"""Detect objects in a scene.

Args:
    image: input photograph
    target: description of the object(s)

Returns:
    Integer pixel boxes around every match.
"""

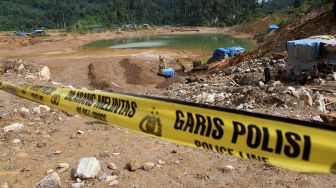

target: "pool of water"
[83,33,256,56]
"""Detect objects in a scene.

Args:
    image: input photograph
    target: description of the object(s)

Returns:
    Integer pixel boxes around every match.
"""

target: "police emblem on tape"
[139,107,162,137]
[331,162,336,174]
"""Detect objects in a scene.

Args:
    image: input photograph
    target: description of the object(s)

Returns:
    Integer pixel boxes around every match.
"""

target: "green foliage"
[0,0,261,31]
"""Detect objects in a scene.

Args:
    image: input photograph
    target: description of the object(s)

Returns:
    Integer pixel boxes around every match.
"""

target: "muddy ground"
[0,27,335,187]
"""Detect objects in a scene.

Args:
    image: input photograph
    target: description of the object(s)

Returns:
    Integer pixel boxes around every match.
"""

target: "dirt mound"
[156,76,185,89]
[119,58,158,85]
[88,63,112,90]
[211,10,336,72]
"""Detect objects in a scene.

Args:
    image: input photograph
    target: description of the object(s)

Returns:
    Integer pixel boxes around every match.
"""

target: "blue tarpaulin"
[268,24,279,30]
[212,46,245,60]
[162,68,176,78]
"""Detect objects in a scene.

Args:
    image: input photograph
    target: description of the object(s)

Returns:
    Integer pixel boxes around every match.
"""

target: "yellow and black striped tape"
[1,81,335,174]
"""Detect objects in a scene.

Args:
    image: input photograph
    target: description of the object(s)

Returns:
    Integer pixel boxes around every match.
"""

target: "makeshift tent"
[286,37,336,75]
[212,46,245,60]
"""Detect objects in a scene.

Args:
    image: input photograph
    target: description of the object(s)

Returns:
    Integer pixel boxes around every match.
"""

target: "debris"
[205,94,215,103]
[157,160,165,165]
[75,157,101,179]
[108,163,117,170]
[287,87,299,98]
[37,142,47,148]
[125,160,142,171]
[34,172,61,188]
[56,163,70,173]
[77,130,84,134]
[46,169,54,174]
[142,162,155,171]
[3,123,24,133]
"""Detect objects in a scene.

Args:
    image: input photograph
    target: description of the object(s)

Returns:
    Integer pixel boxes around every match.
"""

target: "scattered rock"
[75,157,101,179]
[37,142,47,148]
[3,123,24,133]
[77,130,84,134]
[313,92,326,113]
[125,160,142,171]
[12,139,21,144]
[108,163,117,170]
[332,72,336,81]
[56,163,70,173]
[105,175,117,183]
[71,182,84,188]
[39,66,51,81]
[34,172,61,188]
[157,160,165,165]
[20,107,30,117]
[312,116,324,122]
[287,87,299,98]
[46,169,54,174]
[54,150,62,155]
[205,94,215,103]
[298,88,313,106]
[142,162,155,171]
[225,165,234,170]
[109,180,118,187]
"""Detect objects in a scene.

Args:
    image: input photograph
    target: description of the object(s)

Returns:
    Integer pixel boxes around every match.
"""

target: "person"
[264,62,271,84]
[310,65,319,79]
[158,55,166,74]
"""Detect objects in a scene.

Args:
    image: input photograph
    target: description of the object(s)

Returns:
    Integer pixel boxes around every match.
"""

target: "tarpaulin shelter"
[285,36,336,75]
[268,24,279,31]
[212,46,245,60]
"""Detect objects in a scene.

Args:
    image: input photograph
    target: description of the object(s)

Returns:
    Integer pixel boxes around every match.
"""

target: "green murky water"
[83,33,256,56]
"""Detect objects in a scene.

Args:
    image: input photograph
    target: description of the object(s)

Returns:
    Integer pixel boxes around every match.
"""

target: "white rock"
[33,107,41,114]
[3,123,24,133]
[313,116,323,122]
[13,139,21,144]
[75,157,101,179]
[71,182,84,188]
[39,66,51,81]
[39,105,51,111]
[332,72,336,81]
[109,180,118,187]
[20,107,30,116]
[34,172,61,188]
[225,165,234,170]
[298,88,313,106]
[143,162,155,171]
[108,163,117,170]
[157,160,165,165]
[77,130,84,134]
[258,81,264,87]
[46,169,54,174]
[57,163,70,173]
[18,64,25,71]
[313,92,326,113]
[205,94,215,103]
[106,175,117,183]
[287,87,299,98]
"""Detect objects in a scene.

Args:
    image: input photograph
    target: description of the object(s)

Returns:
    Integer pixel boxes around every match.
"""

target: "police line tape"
[0,81,335,174]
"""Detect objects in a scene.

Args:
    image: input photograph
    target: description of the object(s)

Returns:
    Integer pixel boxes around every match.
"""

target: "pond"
[83,33,256,57]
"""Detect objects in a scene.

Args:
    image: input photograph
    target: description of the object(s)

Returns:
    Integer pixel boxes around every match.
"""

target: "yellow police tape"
[0,81,335,174]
